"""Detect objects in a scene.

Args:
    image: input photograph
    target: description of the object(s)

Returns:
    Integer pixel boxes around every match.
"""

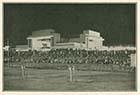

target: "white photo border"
[0,0,139,95]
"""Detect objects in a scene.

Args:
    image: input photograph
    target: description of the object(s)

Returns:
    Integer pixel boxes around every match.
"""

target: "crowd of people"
[4,48,136,68]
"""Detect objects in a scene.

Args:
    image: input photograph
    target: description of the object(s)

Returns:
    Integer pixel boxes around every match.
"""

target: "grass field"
[4,64,136,91]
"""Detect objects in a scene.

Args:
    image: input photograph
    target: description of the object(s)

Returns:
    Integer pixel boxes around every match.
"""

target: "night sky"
[4,3,136,46]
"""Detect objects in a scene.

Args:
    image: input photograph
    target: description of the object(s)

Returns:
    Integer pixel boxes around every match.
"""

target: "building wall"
[27,29,104,50]
[53,42,81,49]
[32,38,44,49]
[32,29,55,37]
[86,36,103,49]
[83,30,100,37]
[27,32,61,50]
[81,30,104,49]
[53,33,61,45]
[27,36,53,49]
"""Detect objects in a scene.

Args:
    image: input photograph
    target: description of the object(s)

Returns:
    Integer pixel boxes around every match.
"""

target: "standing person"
[68,66,72,82]
[20,57,26,79]
[21,63,25,79]
[72,65,76,82]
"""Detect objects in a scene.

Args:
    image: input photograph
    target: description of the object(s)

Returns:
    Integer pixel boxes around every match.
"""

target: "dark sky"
[4,3,136,46]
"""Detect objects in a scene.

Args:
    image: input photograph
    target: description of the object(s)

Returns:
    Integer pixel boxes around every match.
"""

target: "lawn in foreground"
[4,66,136,91]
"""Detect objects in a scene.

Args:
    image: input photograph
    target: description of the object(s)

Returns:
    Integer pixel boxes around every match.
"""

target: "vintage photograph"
[3,3,136,91]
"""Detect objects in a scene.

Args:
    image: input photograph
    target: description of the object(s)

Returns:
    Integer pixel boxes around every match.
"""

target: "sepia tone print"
[3,3,136,91]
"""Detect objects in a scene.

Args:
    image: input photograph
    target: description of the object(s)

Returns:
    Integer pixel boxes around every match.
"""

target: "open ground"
[4,63,136,91]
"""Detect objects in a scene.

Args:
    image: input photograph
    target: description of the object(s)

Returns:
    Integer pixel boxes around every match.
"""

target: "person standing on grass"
[68,66,73,82]
[68,65,75,82]
[20,57,26,79]
[72,65,75,82]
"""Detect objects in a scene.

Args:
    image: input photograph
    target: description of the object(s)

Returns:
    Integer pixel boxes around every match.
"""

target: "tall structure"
[80,30,104,49]
[26,29,104,50]
[27,29,60,50]
[15,29,136,51]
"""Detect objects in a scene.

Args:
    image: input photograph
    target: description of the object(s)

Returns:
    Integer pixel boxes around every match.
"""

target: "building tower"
[80,30,104,49]
[27,29,60,50]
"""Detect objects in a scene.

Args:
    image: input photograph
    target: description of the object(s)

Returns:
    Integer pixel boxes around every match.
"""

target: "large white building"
[27,29,60,50]
[12,29,136,51]
[80,30,104,49]
[26,29,104,50]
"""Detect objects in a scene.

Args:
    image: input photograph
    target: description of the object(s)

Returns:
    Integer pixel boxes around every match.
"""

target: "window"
[89,39,93,41]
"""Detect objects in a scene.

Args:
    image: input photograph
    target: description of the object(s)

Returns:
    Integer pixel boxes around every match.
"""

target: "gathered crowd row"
[4,49,136,67]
